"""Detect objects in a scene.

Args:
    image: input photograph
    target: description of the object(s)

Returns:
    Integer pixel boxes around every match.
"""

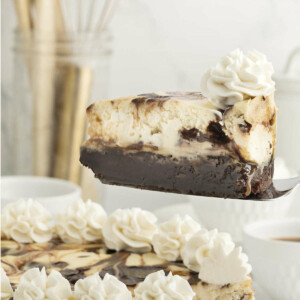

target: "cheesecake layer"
[1,239,254,300]
[81,92,276,198]
[85,92,276,165]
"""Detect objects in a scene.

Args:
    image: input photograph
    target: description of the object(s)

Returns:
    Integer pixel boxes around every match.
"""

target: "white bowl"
[1,176,81,215]
[243,218,300,300]
[153,202,200,223]
[189,187,298,243]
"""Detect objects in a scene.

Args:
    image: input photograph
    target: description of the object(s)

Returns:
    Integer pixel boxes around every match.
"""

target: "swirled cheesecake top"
[85,90,276,165]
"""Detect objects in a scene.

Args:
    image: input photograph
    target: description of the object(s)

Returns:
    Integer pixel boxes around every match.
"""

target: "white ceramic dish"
[244,218,300,300]
[189,185,298,243]
[274,47,300,173]
[1,176,81,215]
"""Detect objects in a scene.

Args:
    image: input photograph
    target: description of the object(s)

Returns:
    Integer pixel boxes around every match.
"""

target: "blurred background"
[1,0,300,213]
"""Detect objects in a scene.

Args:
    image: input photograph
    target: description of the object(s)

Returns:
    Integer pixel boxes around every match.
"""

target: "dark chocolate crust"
[80,145,274,199]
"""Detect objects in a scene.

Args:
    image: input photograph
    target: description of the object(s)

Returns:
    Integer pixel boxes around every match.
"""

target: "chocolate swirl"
[1,239,199,288]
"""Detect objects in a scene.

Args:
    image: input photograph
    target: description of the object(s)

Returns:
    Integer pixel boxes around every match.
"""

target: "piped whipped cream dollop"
[181,229,235,272]
[152,215,201,261]
[56,199,107,244]
[181,229,252,285]
[1,267,14,300]
[73,273,132,300]
[1,199,53,243]
[199,245,252,285]
[14,267,72,300]
[103,208,157,253]
[134,270,195,300]
[201,49,275,109]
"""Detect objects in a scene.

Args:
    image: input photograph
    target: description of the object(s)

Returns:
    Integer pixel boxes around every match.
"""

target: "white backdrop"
[109,0,300,97]
[2,0,300,95]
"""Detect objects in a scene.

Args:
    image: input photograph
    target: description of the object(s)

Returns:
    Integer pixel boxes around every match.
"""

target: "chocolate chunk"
[181,124,230,145]
[86,103,94,113]
[180,128,207,142]
[126,141,144,150]
[60,268,88,284]
[207,121,230,144]
[239,121,252,133]
[52,261,68,268]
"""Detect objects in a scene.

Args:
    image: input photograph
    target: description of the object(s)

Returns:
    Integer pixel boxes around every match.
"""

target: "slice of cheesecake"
[80,91,276,199]
[1,239,255,299]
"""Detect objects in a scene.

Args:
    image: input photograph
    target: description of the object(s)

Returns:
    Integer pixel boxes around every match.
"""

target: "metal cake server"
[273,176,300,192]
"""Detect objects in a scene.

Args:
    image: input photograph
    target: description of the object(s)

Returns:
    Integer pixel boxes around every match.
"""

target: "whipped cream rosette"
[102,208,157,252]
[181,228,251,285]
[134,270,195,300]
[74,273,132,300]
[201,48,275,109]
[56,199,107,244]
[152,214,201,261]
[181,228,235,272]
[1,267,14,300]
[1,199,53,243]
[199,245,252,285]
[14,267,72,300]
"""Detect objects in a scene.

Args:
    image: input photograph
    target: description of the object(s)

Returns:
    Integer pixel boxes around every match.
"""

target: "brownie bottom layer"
[80,146,274,199]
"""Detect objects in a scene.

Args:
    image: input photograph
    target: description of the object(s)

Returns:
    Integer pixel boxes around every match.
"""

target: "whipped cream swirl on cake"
[134,270,195,300]
[152,215,201,261]
[199,245,252,285]
[14,268,72,300]
[74,273,132,300]
[103,208,157,253]
[201,49,275,109]
[1,268,13,300]
[181,229,235,272]
[56,199,107,244]
[1,199,53,243]
[181,229,251,285]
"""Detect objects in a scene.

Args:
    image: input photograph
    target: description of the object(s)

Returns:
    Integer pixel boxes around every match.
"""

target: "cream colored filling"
[86,93,276,165]
[193,279,254,300]
[224,94,276,165]
[88,97,219,147]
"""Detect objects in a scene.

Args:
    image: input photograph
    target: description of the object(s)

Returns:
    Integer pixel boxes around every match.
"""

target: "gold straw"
[54,66,77,179]
[14,0,32,31]
[32,0,56,176]
[68,67,92,183]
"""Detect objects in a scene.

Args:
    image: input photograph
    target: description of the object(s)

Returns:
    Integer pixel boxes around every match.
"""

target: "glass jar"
[9,30,112,197]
